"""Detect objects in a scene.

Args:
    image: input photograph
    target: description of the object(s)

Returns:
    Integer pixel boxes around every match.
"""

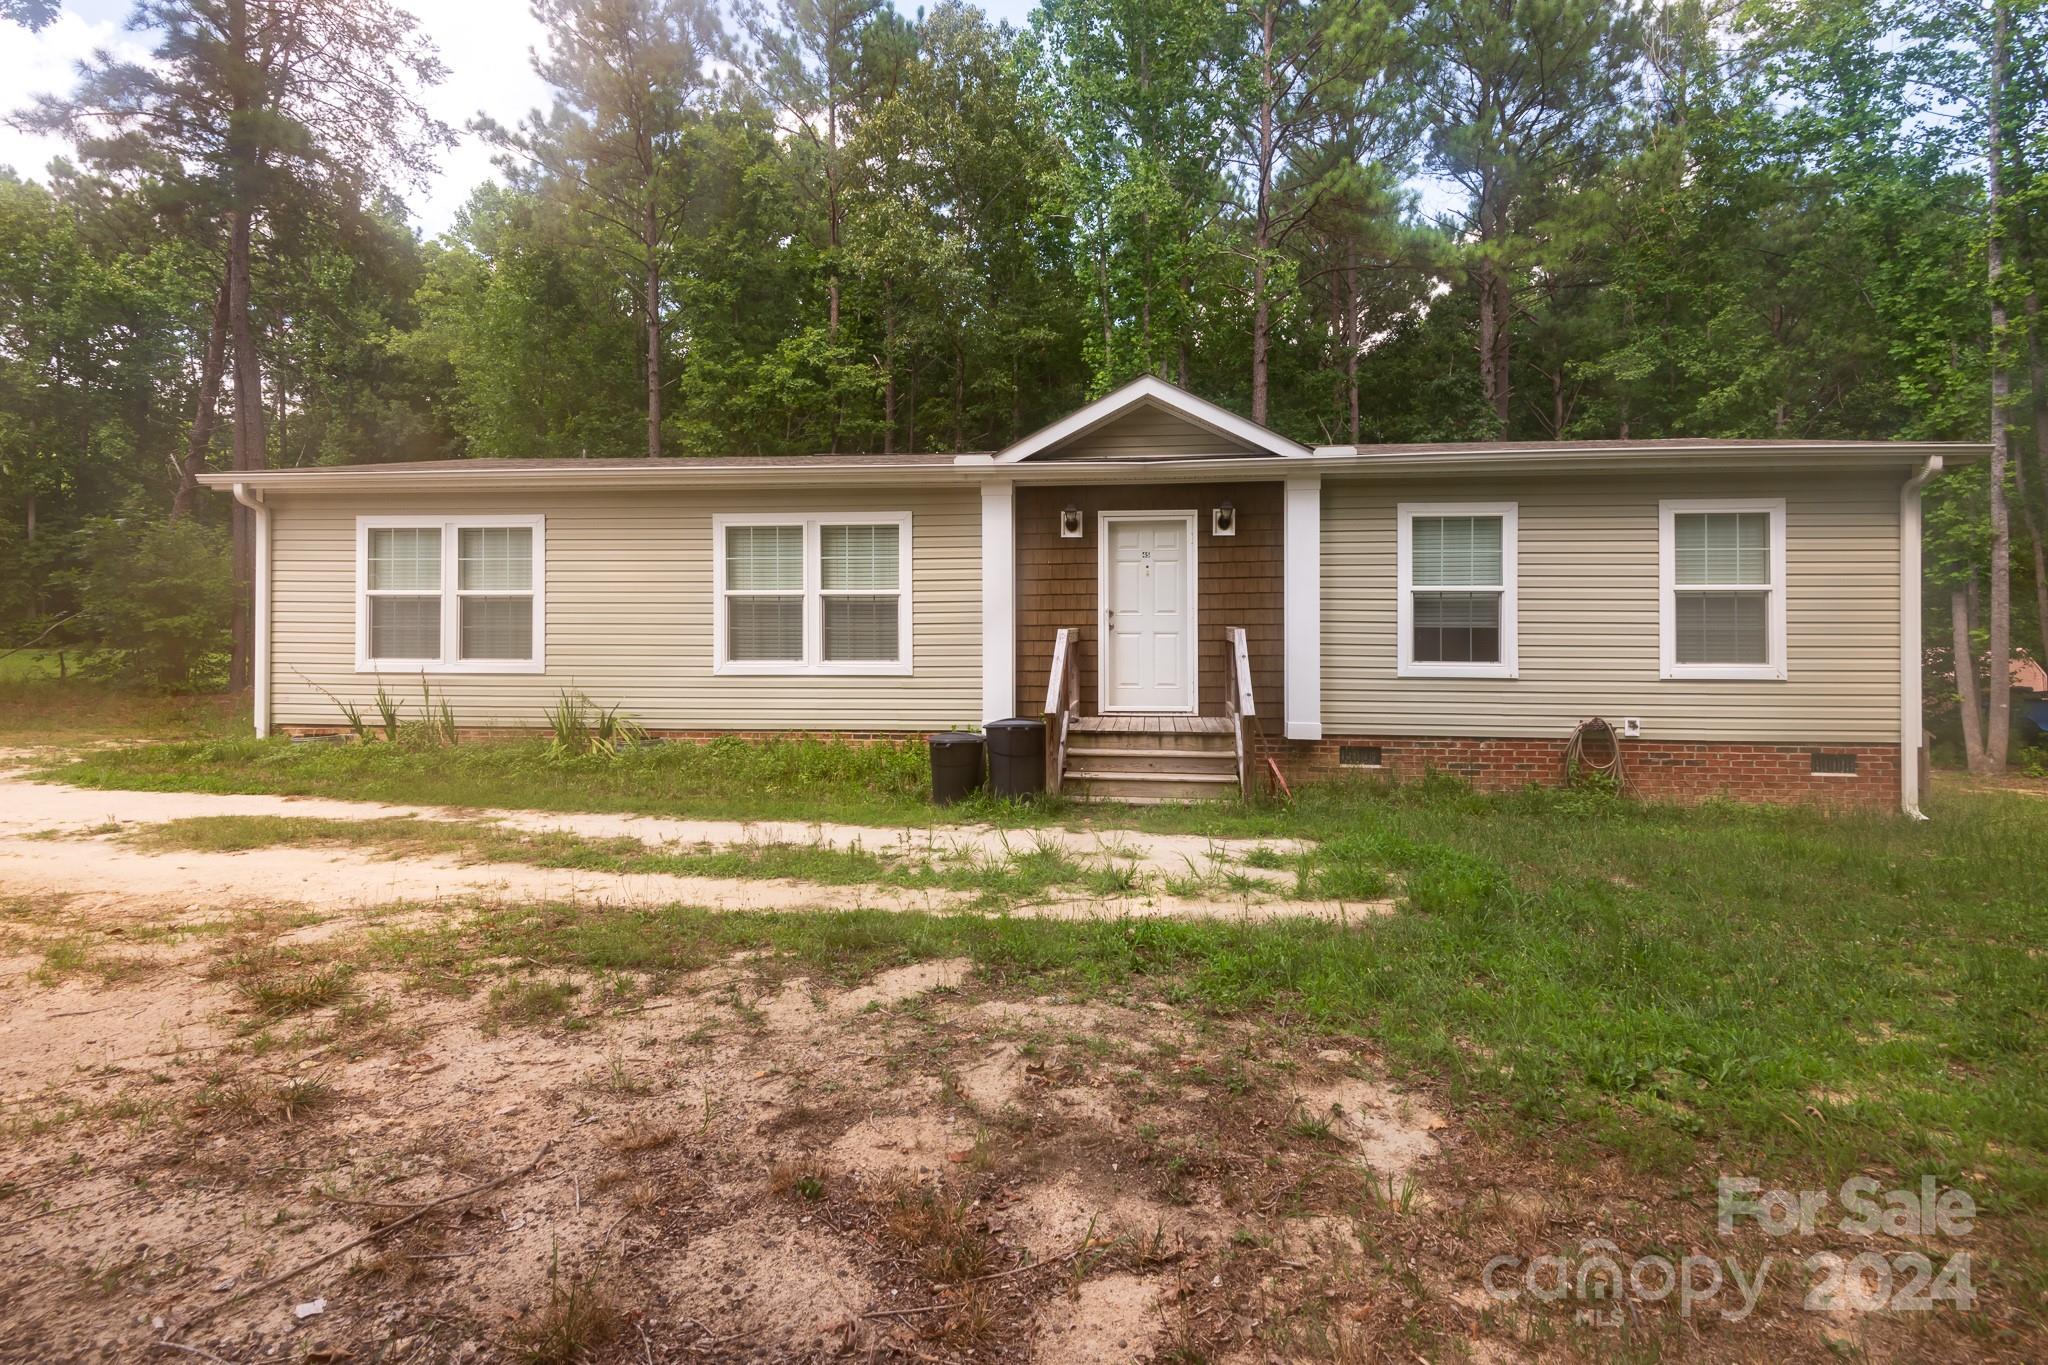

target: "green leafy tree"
[1037,0,1247,390]
[402,185,644,458]
[847,1,1083,451]
[73,516,235,691]
[22,0,451,684]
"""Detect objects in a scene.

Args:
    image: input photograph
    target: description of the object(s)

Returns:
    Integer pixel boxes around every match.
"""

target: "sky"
[1,0,1042,237]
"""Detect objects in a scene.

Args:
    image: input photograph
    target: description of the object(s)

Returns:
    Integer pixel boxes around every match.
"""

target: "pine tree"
[486,0,722,459]
[24,0,449,684]
[1418,0,1640,433]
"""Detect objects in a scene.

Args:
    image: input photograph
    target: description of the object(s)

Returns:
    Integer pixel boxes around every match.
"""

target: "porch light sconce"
[1212,501,1237,537]
[1059,505,1084,538]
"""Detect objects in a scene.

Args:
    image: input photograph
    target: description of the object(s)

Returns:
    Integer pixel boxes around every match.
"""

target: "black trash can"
[985,717,1048,797]
[928,731,986,805]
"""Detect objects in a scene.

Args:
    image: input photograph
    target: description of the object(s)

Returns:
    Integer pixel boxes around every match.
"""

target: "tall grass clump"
[544,690,646,759]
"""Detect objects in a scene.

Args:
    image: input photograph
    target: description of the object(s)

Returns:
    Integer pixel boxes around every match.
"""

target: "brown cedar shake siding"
[1014,482,1285,721]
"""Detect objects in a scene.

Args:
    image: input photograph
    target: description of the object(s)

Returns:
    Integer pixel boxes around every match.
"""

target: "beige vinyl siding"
[1043,404,1261,460]
[269,485,981,732]
[1322,471,1902,742]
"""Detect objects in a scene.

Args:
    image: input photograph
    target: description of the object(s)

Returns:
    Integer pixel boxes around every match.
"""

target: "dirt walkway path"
[0,773,1366,924]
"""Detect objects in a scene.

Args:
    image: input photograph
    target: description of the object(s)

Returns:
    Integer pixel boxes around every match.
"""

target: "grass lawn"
[0,648,64,682]
[36,727,2048,1240]
[0,677,246,745]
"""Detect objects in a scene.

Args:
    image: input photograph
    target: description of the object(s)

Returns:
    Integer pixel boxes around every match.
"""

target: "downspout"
[230,483,270,739]
[1899,456,1942,819]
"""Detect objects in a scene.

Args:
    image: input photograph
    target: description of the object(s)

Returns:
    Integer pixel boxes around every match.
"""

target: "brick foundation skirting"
[281,724,1900,809]
[1269,735,1901,809]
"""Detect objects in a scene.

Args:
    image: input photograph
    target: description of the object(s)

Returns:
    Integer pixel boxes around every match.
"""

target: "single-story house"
[200,377,1981,812]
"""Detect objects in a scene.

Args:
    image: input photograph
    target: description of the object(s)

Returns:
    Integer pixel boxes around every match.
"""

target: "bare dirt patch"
[664,1219,868,1352]
[1289,1075,1448,1180]
[829,958,969,1013]
[1032,1272,1165,1364]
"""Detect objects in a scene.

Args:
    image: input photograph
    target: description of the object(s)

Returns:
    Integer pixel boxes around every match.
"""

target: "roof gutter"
[197,442,1985,496]
[230,483,270,739]
[1898,455,1943,819]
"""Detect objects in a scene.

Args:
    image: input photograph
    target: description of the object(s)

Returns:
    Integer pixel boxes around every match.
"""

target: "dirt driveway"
[0,770,1967,1363]
[0,774,1361,924]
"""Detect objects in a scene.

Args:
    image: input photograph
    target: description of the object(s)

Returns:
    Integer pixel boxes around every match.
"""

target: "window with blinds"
[1671,512,1768,664]
[821,524,900,662]
[357,518,542,671]
[457,526,535,661]
[716,515,909,672]
[725,525,805,662]
[1398,505,1517,677]
[366,527,442,661]
[1410,515,1503,664]
[1660,501,1784,679]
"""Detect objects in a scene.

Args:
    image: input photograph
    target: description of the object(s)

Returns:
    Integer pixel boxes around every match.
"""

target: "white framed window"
[1659,499,1787,680]
[1397,502,1518,678]
[355,515,544,673]
[712,512,911,675]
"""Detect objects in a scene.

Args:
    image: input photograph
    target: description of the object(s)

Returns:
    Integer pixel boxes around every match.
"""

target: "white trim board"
[981,482,1017,723]
[1096,510,1201,715]
[1282,475,1322,739]
[1898,458,1942,815]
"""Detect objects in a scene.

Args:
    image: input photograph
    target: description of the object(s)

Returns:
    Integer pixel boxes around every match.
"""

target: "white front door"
[1102,515,1196,713]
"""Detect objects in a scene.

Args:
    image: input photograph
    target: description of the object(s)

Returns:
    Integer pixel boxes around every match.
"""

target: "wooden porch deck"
[1070,715,1234,735]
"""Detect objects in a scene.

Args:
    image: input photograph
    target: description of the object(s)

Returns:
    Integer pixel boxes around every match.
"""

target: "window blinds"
[1411,515,1503,587]
[1410,515,1505,664]
[725,524,806,661]
[1672,512,1770,664]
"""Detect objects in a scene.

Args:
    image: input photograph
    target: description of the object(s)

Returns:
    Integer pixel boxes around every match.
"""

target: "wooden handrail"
[1224,627,1253,799]
[1043,628,1080,794]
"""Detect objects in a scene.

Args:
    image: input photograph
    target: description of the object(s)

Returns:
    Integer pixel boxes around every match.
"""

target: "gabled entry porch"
[1017,476,1282,800]
[971,374,1327,801]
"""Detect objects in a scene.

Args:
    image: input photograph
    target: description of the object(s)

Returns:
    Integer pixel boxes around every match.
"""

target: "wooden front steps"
[1060,715,1240,803]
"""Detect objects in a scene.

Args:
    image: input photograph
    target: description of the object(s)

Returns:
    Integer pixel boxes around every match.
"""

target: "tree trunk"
[1475,249,1511,432]
[2024,288,2048,670]
[1250,2,1275,425]
[951,340,965,452]
[826,90,840,339]
[227,207,267,695]
[1097,241,1112,360]
[171,275,231,519]
[1982,0,2011,770]
[644,209,662,459]
[882,287,896,455]
[1954,585,1986,770]
[1344,248,1360,443]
